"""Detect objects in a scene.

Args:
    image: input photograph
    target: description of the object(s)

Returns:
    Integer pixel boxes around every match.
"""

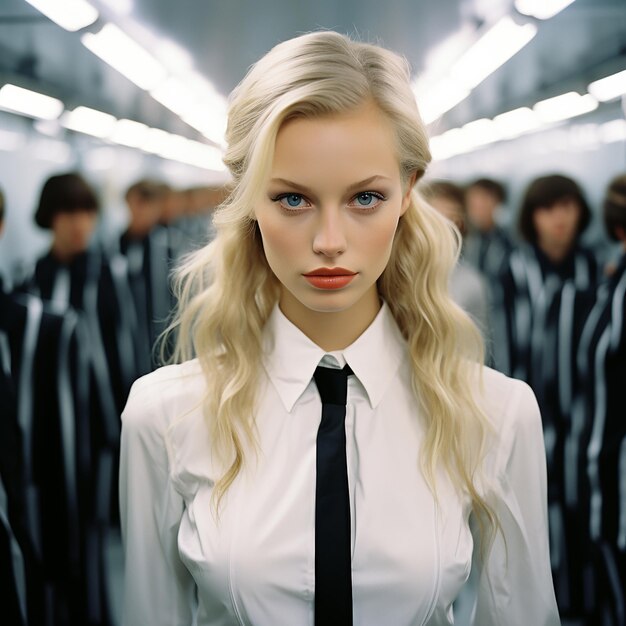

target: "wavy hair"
[164,30,498,546]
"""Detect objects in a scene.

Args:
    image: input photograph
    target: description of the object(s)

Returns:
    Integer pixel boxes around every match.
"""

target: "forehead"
[271,102,401,187]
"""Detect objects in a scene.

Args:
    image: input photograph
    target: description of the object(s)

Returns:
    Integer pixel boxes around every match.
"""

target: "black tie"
[313,364,353,626]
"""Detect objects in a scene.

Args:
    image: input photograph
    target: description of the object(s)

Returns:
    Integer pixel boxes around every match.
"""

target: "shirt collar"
[262,300,407,412]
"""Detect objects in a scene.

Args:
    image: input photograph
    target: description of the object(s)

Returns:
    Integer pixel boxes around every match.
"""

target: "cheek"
[257,217,304,267]
[365,214,400,252]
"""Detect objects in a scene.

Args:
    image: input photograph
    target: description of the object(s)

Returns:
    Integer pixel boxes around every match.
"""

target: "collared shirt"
[119,302,560,626]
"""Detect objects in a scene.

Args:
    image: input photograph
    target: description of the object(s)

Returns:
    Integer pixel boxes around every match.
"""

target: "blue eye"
[349,191,386,211]
[356,193,375,206]
[271,193,309,211]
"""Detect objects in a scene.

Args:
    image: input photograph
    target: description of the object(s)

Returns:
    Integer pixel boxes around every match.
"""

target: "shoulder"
[478,367,542,468]
[122,359,205,435]
[479,366,539,426]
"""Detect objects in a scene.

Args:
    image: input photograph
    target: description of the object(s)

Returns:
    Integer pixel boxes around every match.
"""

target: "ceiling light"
[24,0,98,31]
[0,84,64,120]
[450,16,537,89]
[534,92,598,123]
[179,108,228,146]
[429,128,473,161]
[515,0,575,20]
[61,106,117,138]
[414,78,470,125]
[588,69,626,102]
[150,78,194,116]
[600,119,626,143]
[99,0,133,15]
[493,107,542,138]
[81,23,167,90]
[109,118,149,147]
[461,118,500,148]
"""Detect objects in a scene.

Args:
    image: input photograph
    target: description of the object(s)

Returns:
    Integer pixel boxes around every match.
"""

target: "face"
[466,187,498,231]
[532,197,581,251]
[254,101,413,324]
[429,196,466,236]
[51,210,98,256]
[128,195,162,236]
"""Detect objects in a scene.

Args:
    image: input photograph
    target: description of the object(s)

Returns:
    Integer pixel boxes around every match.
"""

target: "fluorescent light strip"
[0,84,64,120]
[588,69,626,102]
[24,0,98,32]
[81,23,167,90]
[534,92,598,123]
[109,119,149,148]
[415,78,470,125]
[61,106,117,138]
[493,107,542,139]
[58,103,225,171]
[515,0,576,20]
[430,88,606,161]
[451,17,537,89]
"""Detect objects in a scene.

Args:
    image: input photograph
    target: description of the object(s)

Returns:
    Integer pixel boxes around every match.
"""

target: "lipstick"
[302,267,357,290]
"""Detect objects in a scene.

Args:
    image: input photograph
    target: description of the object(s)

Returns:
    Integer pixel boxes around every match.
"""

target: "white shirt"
[119,302,560,626]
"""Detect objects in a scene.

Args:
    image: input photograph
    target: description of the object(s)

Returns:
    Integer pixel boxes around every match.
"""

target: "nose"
[312,206,347,257]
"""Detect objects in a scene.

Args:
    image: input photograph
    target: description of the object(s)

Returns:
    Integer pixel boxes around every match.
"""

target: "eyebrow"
[269,175,391,194]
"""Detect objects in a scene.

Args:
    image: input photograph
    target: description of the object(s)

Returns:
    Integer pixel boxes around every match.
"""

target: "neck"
[125,223,148,239]
[279,288,381,351]
[51,242,77,264]
[538,239,571,264]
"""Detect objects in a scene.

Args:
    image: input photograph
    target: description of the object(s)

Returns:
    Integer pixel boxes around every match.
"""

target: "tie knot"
[313,364,353,405]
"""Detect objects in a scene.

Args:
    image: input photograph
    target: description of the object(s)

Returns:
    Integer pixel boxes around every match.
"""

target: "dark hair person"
[119,31,559,625]
[463,177,513,279]
[496,172,598,613]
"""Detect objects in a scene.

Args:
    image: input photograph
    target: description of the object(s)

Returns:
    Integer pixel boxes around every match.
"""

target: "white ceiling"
[0,0,624,139]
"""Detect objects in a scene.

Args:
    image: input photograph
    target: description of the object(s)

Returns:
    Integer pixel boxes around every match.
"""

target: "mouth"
[302,267,357,290]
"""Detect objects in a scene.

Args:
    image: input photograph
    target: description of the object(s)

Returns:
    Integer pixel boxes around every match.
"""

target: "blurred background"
[0,0,625,625]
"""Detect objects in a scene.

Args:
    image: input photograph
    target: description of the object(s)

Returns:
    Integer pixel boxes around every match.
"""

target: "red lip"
[303,267,357,276]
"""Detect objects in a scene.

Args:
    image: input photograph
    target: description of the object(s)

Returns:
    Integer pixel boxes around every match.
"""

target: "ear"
[400,171,419,216]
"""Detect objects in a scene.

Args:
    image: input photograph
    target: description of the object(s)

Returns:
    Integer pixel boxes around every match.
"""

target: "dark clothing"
[567,253,626,621]
[0,286,94,624]
[464,225,513,280]
[119,227,173,374]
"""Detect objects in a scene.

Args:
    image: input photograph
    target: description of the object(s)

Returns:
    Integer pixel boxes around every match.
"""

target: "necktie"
[313,364,354,626]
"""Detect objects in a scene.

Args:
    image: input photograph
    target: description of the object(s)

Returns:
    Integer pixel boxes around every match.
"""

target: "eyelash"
[270,191,388,214]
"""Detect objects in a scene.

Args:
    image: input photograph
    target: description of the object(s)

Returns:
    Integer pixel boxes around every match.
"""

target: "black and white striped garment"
[0,284,105,625]
[463,225,514,281]
[571,253,626,623]
[118,225,177,375]
[493,242,598,612]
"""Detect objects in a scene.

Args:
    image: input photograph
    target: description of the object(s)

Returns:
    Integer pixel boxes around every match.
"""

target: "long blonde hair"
[166,30,497,543]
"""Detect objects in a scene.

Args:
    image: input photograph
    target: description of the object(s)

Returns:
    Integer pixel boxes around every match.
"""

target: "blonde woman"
[119,32,560,626]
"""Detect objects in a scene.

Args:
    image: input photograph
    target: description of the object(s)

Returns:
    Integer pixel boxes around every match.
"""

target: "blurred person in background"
[16,172,137,622]
[464,178,513,280]
[1,187,108,625]
[18,172,136,417]
[178,185,230,251]
[567,173,626,624]
[420,179,491,343]
[119,179,170,375]
[496,173,598,615]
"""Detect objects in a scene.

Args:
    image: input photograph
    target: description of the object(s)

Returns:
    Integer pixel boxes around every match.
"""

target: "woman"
[120,32,559,625]
[495,174,597,616]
